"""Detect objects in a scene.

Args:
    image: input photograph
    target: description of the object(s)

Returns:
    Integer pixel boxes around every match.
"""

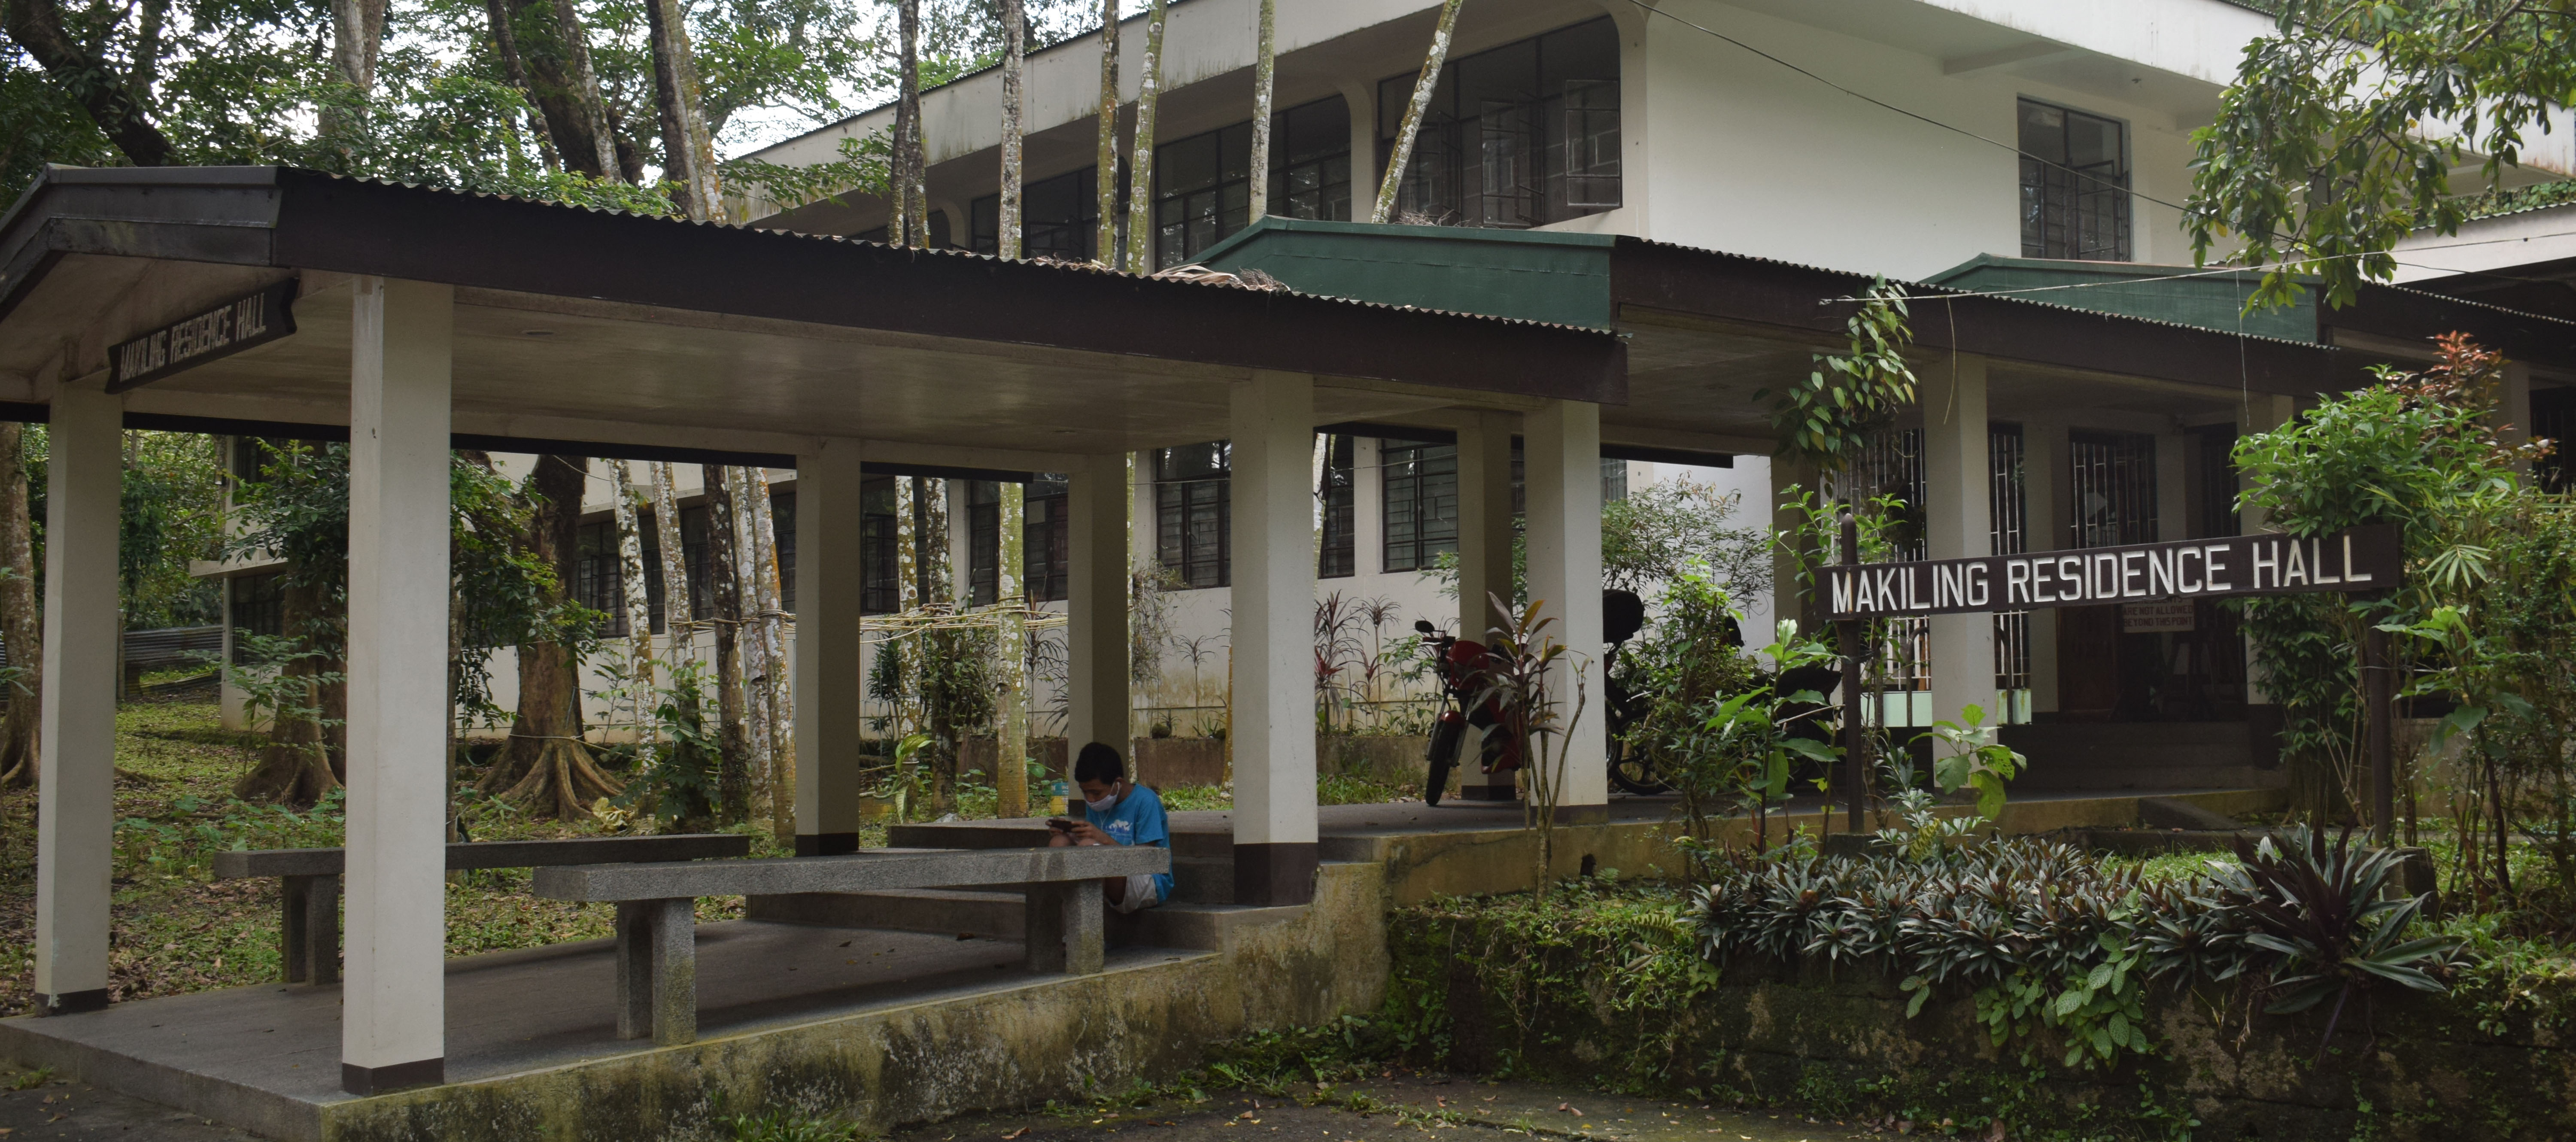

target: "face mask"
[1085,784,1120,813]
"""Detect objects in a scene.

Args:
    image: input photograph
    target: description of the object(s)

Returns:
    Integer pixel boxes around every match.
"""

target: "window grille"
[1989,425,2030,713]
[1378,18,1620,228]
[1155,443,1231,588]
[2193,425,2240,538]
[2017,99,2129,261]
[861,476,899,614]
[1318,435,1356,578]
[1131,96,1350,269]
[574,520,629,638]
[971,167,1101,261]
[1600,457,1628,503]
[1024,475,1069,603]
[2069,431,2158,548]
[1382,440,1460,572]
[228,571,284,664]
[967,480,1000,607]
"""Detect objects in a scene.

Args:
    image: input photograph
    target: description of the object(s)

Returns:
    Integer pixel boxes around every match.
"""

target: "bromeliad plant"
[1692,829,2462,1069]
[1472,592,1589,900]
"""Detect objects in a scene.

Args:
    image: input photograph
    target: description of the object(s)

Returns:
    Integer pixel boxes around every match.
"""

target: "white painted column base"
[341,277,454,1095]
[1230,372,1319,903]
[31,382,120,1014]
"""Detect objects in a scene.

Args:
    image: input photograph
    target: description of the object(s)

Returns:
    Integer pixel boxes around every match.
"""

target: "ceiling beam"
[1942,41,2082,77]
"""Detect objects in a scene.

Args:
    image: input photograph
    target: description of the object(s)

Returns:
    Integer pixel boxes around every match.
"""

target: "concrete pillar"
[1337,80,1378,221]
[1230,371,1319,905]
[1352,436,1385,577]
[2501,361,2534,459]
[1522,400,1607,821]
[30,382,120,1015]
[1922,356,1998,729]
[948,478,974,604]
[1454,411,1518,801]
[341,276,453,1095]
[1066,453,1130,753]
[793,439,864,856]
[2020,418,2066,715]
[2238,394,2298,707]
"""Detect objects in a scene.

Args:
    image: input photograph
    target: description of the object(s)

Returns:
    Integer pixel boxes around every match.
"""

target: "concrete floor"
[0,921,1201,1139]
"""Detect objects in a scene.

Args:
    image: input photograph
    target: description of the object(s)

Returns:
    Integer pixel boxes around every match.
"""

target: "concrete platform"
[0,920,1209,1142]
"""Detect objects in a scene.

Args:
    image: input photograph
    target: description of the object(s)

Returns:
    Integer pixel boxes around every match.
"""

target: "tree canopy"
[2189,0,2576,309]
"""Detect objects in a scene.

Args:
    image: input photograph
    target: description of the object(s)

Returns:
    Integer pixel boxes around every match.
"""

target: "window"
[856,210,953,248]
[2535,386,2574,493]
[1318,434,1355,578]
[861,477,899,614]
[574,520,631,637]
[2018,99,2129,261]
[1599,457,1628,503]
[966,481,1001,606]
[1154,97,1353,267]
[1378,18,1620,228]
[972,168,1102,261]
[228,572,284,663]
[1155,443,1230,588]
[2069,431,2157,547]
[1025,475,1069,602]
[1382,441,1459,572]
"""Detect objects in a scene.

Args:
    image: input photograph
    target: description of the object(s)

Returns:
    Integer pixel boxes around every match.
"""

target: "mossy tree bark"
[0,422,39,787]
[705,466,751,823]
[485,454,620,817]
[234,577,345,805]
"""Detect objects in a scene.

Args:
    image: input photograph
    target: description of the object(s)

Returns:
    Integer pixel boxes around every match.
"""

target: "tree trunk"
[1091,0,1121,265]
[484,0,558,168]
[1248,0,1275,222]
[1121,0,1165,272]
[650,462,695,670]
[643,0,722,221]
[501,0,615,177]
[997,0,1026,260]
[893,0,926,246]
[1373,0,1467,223]
[704,467,750,823]
[996,482,1028,818]
[321,0,389,143]
[746,468,793,840]
[612,461,656,759]
[1,0,173,164]
[234,578,343,805]
[724,466,771,822]
[0,422,36,788]
[485,455,620,817]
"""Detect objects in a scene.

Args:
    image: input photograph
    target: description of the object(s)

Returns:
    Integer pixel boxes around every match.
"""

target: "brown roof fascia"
[263,171,1624,404]
[2327,282,2576,371]
[1606,236,2340,396]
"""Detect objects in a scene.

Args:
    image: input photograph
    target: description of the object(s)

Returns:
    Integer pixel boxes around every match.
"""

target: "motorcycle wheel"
[1425,719,1464,806]
[1607,742,1670,796]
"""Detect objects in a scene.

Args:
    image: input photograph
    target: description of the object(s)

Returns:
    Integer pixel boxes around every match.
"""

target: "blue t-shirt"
[1088,783,1173,903]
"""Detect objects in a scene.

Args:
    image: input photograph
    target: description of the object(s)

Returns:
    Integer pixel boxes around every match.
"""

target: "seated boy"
[1047,741,1173,913]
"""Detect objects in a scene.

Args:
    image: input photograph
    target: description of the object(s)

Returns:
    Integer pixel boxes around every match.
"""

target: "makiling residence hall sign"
[108,279,298,394]
[1826,525,2403,620]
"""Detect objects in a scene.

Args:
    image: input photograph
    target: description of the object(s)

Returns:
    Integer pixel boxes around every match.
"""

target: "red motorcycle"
[1417,620,1519,806]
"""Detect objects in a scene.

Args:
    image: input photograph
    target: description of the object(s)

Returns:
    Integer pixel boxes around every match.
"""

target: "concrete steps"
[1999,721,2284,792]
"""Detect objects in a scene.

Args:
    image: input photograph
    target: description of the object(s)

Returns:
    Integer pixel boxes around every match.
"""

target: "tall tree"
[1121,0,1164,271]
[225,443,351,806]
[997,0,1026,259]
[1374,0,1465,224]
[612,461,656,741]
[704,465,750,821]
[644,0,722,219]
[724,466,772,818]
[1091,0,1120,264]
[2189,0,2576,308]
[0,422,38,787]
[482,0,559,168]
[549,0,622,179]
[1246,0,1274,223]
[0,0,171,164]
[650,462,695,670]
[321,0,390,144]
[483,454,621,817]
[745,467,793,839]
[892,0,925,245]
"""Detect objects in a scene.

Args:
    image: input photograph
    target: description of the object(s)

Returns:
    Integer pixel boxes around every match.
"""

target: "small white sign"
[2123,601,2196,633]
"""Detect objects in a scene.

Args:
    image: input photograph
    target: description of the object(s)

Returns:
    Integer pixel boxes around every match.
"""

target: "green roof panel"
[1195,217,1615,329]
[1921,255,2320,343]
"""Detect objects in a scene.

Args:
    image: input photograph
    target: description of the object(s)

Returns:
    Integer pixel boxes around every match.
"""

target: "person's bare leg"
[1047,832,1074,848]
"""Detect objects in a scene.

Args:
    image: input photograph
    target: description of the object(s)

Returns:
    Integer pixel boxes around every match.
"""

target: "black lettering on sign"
[1824,525,2402,619]
[108,279,299,394]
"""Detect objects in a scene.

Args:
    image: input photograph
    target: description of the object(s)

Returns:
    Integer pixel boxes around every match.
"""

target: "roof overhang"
[0,167,1626,463]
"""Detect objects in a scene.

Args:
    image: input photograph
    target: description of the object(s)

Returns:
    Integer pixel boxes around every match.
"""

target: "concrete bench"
[530,844,1169,1046]
[212,835,752,985]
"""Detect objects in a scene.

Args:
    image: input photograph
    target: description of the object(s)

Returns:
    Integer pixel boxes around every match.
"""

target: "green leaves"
[1922,703,2024,823]
[1762,278,1918,472]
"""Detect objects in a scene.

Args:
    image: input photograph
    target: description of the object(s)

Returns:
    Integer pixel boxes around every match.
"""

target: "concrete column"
[341,276,453,1095]
[1337,80,1378,221]
[30,381,120,1015]
[1922,356,1998,729]
[2238,394,2298,707]
[1230,371,1319,904]
[1454,411,1518,801]
[1066,453,1130,753]
[2020,418,2066,715]
[947,478,974,603]
[794,439,864,856]
[2501,361,2534,460]
[1522,400,1607,821]
[1352,436,1385,577]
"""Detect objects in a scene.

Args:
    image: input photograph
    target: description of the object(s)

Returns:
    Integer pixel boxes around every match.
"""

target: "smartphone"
[1046,817,1075,832]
